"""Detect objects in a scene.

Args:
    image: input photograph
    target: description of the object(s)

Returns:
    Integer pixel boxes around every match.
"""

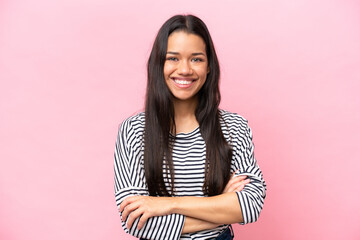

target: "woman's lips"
[171,77,196,88]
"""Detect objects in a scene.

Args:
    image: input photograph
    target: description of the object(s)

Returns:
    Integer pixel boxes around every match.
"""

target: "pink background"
[1,0,359,239]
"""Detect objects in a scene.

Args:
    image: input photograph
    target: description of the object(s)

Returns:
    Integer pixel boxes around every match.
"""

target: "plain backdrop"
[1,0,359,239]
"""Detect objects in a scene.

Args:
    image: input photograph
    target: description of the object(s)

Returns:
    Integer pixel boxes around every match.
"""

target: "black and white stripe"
[114,110,267,240]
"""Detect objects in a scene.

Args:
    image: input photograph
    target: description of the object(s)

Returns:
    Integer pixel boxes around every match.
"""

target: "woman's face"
[164,31,209,103]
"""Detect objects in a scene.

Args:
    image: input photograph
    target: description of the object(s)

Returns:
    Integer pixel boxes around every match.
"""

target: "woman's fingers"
[227,178,250,192]
[223,175,248,193]
[137,212,151,230]
[223,172,237,191]
[235,185,245,192]
[223,177,237,192]
[120,196,171,230]
[126,208,144,229]
[230,175,247,184]
[119,195,139,212]
[121,200,142,221]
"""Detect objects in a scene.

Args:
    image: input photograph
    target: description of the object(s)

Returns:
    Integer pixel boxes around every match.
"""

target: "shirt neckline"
[171,126,200,139]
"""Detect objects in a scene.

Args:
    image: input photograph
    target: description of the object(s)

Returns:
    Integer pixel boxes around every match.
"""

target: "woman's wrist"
[182,216,219,234]
[170,196,180,215]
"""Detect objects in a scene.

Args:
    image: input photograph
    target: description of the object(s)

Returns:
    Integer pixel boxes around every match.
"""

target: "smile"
[175,79,192,84]
[171,78,195,89]
[171,77,196,88]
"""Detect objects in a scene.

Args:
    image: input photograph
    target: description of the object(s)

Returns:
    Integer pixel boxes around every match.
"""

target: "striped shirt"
[114,110,267,240]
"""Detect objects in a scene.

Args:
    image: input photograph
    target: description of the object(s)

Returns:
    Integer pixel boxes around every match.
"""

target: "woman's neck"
[173,97,199,134]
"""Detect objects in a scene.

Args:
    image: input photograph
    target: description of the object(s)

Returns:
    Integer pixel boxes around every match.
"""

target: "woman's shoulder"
[118,111,145,133]
[122,111,145,124]
[219,109,249,128]
[219,109,254,144]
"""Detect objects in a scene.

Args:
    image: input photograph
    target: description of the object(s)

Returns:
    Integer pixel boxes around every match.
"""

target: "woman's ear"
[207,66,210,74]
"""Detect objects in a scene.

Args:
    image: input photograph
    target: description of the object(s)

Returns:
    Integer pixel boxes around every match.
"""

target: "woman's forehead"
[167,31,206,54]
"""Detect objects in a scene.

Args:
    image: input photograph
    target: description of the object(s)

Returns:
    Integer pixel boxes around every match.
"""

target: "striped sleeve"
[114,117,185,240]
[232,119,267,225]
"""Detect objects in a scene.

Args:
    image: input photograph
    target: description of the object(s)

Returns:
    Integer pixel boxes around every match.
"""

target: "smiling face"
[164,31,209,103]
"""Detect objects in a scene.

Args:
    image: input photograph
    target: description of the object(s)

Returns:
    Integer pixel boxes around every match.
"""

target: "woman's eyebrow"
[192,53,206,56]
[166,51,206,56]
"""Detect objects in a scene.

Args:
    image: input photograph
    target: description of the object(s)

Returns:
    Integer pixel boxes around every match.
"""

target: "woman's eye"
[192,58,203,62]
[167,57,178,61]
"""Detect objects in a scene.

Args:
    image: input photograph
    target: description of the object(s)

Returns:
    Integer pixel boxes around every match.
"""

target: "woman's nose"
[178,60,193,75]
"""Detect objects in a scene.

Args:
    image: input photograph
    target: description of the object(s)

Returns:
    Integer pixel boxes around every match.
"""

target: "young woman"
[114,14,266,240]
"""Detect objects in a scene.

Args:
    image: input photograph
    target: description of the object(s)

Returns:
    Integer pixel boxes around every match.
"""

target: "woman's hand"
[119,196,173,230]
[223,172,250,193]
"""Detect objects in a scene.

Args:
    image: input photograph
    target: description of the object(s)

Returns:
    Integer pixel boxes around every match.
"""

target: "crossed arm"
[119,173,250,233]
[115,118,266,238]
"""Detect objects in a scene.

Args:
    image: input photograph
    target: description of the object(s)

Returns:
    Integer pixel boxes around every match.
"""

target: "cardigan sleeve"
[114,118,185,240]
[232,119,267,224]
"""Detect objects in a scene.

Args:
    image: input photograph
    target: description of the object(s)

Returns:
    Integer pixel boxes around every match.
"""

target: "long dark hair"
[144,14,232,196]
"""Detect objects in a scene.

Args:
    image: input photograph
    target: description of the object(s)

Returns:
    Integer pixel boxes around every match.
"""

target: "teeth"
[174,79,192,85]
